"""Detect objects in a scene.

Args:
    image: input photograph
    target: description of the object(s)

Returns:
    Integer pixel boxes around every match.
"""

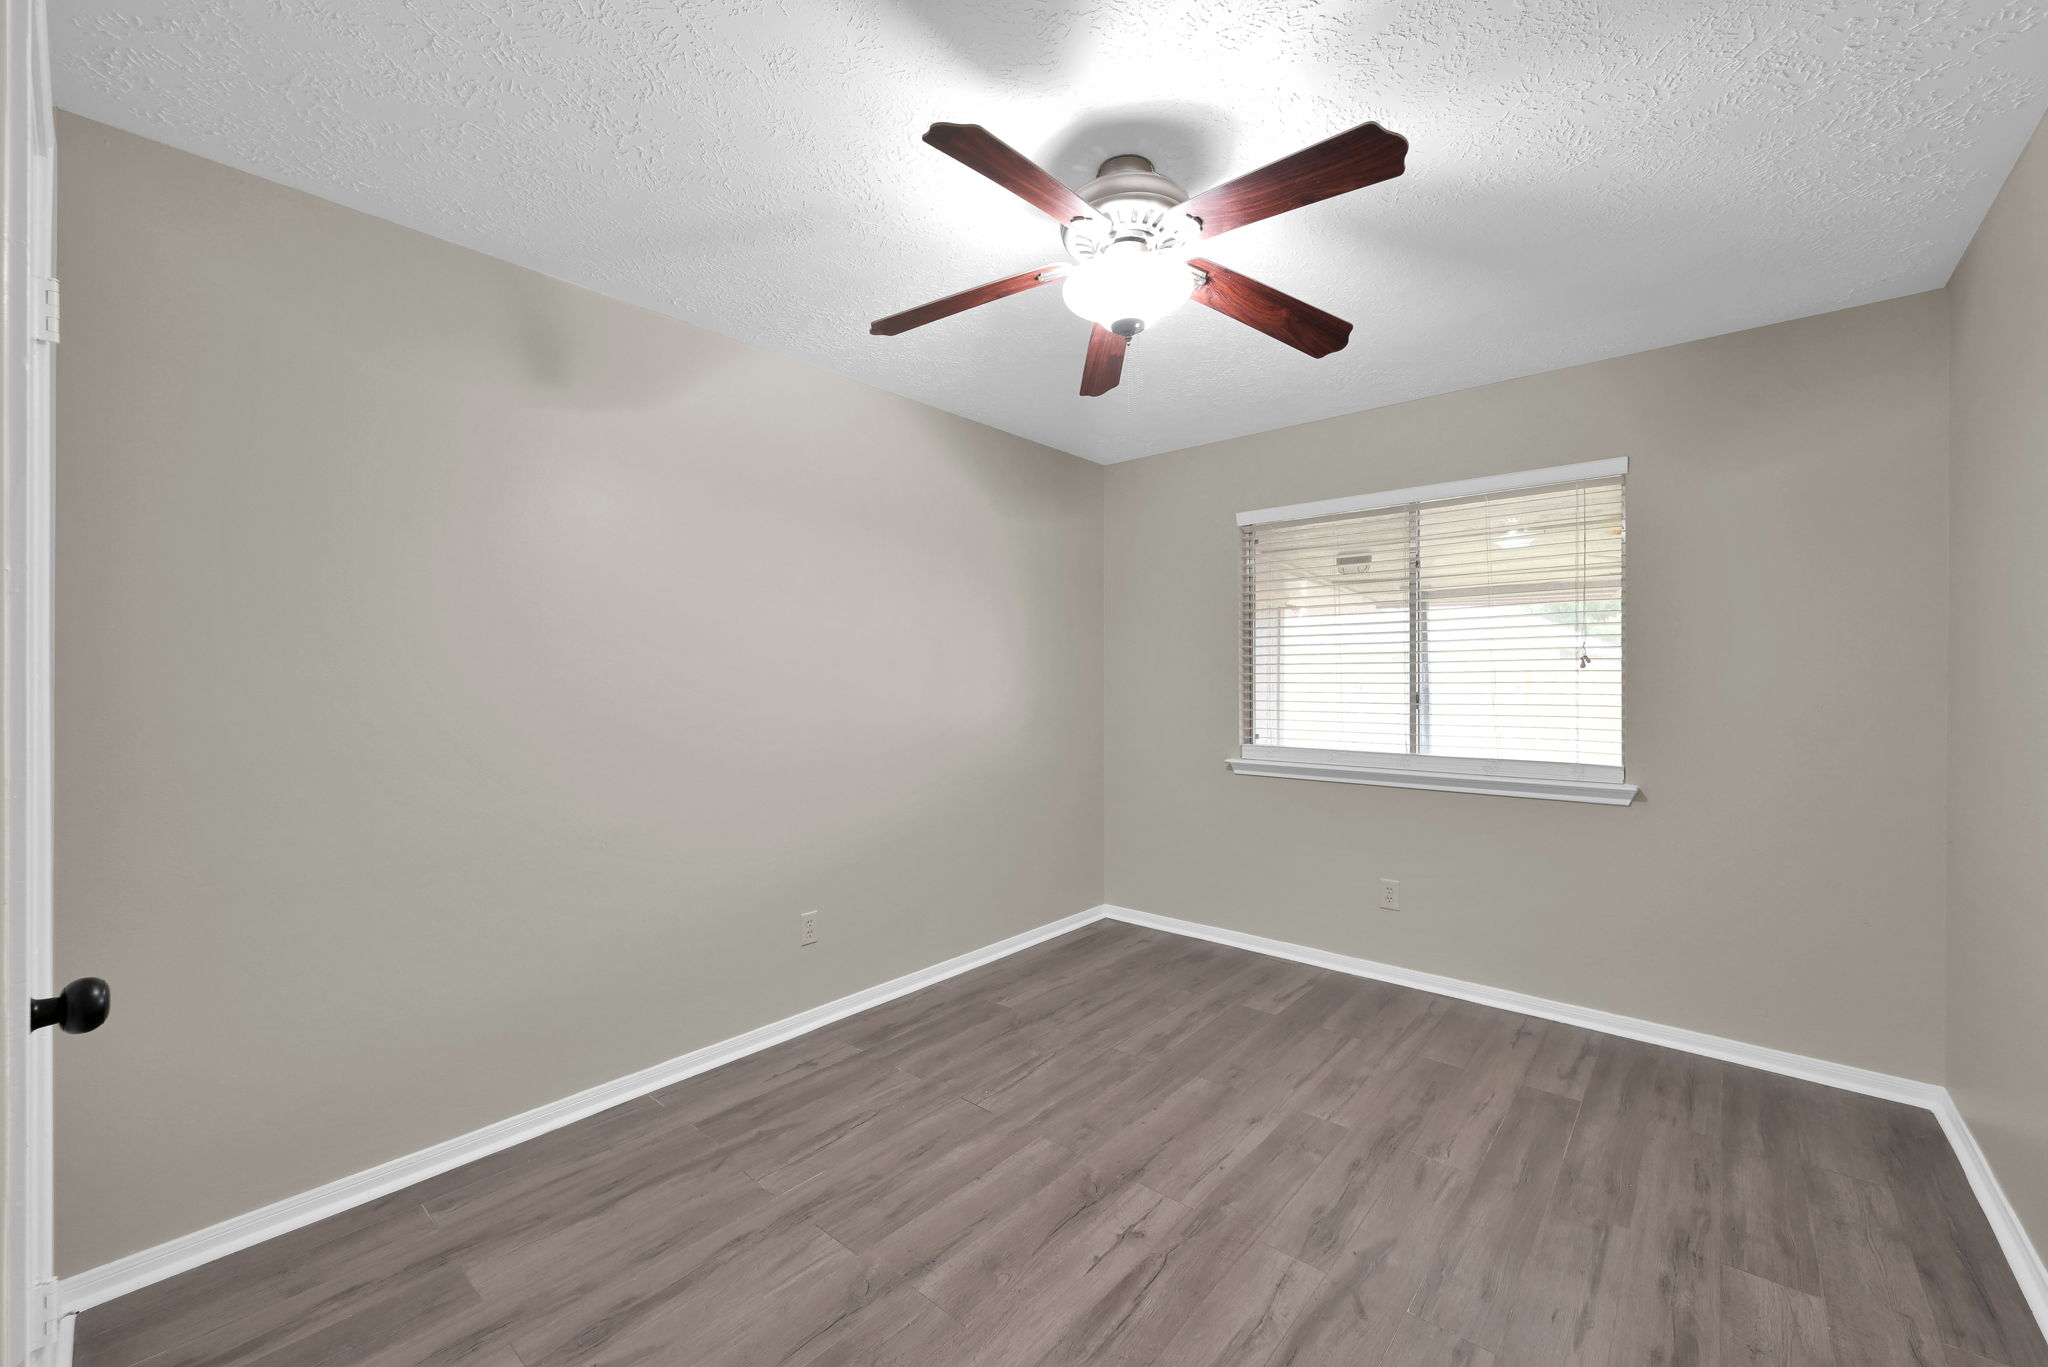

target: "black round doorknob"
[30,977,111,1034]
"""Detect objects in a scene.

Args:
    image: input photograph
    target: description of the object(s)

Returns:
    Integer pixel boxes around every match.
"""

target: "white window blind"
[1237,464,1628,800]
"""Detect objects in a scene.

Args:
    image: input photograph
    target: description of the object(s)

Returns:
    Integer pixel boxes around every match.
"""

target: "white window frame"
[1229,459,1637,806]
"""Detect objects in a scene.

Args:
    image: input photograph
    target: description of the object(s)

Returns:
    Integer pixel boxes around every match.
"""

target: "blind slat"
[1243,474,1625,770]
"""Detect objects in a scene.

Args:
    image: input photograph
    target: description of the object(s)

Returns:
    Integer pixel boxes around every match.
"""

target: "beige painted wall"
[49,103,2021,1284]
[1105,293,1950,1082]
[50,114,1103,1274]
[1948,111,2048,1258]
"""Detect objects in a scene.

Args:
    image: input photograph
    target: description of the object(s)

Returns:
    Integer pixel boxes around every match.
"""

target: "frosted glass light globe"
[1061,248,1194,332]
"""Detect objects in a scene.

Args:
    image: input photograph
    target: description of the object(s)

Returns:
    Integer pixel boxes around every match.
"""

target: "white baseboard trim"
[1931,1091,2048,1336]
[1099,906,1941,1107]
[1100,903,2048,1339]
[55,906,1107,1317]
[55,900,2048,1352]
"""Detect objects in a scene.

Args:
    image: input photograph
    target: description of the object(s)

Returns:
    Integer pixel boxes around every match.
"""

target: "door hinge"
[34,276,59,343]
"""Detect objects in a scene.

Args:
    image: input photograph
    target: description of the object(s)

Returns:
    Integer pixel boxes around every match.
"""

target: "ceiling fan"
[870,121,1408,396]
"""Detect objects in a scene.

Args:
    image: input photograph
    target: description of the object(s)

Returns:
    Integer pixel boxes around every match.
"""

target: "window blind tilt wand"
[1234,461,1632,804]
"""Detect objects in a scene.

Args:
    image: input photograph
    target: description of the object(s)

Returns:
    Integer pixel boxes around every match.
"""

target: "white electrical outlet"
[799,911,819,946]
[1379,879,1400,911]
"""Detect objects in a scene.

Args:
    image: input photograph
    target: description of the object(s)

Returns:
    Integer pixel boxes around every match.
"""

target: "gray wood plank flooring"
[74,922,2048,1367]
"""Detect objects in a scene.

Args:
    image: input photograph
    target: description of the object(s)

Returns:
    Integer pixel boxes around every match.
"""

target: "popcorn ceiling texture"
[52,0,2048,462]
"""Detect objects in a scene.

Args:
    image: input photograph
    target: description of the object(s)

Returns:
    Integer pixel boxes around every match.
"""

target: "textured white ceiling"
[53,1,2048,463]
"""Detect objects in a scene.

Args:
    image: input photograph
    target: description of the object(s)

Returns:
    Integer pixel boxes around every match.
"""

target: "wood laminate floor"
[77,921,2047,1367]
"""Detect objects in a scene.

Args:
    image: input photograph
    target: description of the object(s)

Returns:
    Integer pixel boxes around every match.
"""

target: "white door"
[5,0,62,1360]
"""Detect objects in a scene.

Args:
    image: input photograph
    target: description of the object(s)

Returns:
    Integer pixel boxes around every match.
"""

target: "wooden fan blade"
[1189,259,1352,357]
[1079,325,1128,397]
[924,123,1099,225]
[871,264,1068,336]
[1180,122,1407,239]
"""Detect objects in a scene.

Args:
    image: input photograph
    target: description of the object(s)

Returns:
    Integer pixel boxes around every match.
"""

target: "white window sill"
[1226,754,1639,806]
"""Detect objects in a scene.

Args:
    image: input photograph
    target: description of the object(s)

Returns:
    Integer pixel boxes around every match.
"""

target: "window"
[1231,460,1634,804]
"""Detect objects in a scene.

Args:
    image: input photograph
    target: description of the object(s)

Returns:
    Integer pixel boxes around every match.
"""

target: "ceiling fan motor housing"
[1079,154,1186,210]
[1063,155,1200,264]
